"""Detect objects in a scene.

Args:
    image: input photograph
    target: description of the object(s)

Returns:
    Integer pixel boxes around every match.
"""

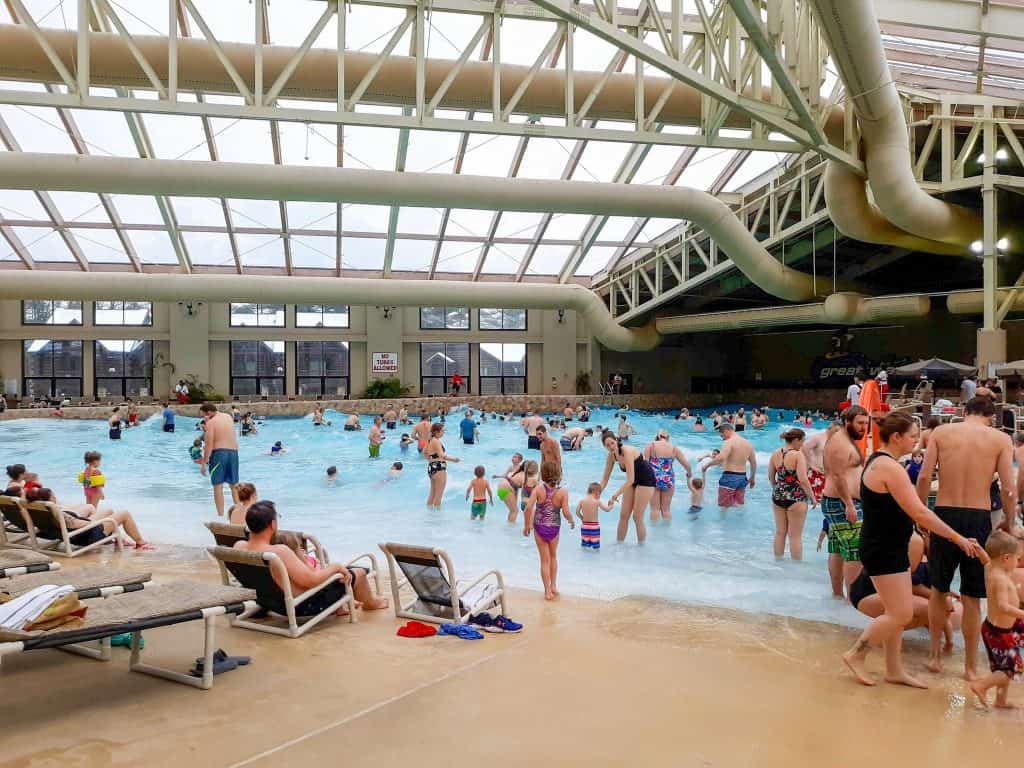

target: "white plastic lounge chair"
[21,500,123,558]
[0,582,255,690]
[0,550,59,579]
[1,566,150,600]
[378,542,506,625]
[208,546,357,638]
[0,495,33,548]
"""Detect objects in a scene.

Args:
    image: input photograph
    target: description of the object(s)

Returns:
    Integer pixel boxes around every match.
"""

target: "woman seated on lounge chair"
[234,500,387,614]
[24,487,155,550]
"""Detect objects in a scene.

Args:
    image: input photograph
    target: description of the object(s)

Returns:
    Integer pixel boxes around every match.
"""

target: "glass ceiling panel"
[424,12,489,59]
[633,145,691,185]
[265,0,337,48]
[290,235,337,269]
[523,244,573,275]
[397,207,444,234]
[639,218,682,241]
[12,1,79,31]
[498,20,559,67]
[109,195,164,225]
[341,236,385,270]
[573,141,636,183]
[69,228,129,263]
[236,234,285,268]
[459,135,522,176]
[12,228,74,262]
[0,189,49,220]
[344,6,410,53]
[572,29,627,72]
[171,196,228,226]
[494,212,545,239]
[100,0,166,35]
[127,229,180,264]
[433,241,481,273]
[144,114,210,161]
[544,213,592,240]
[597,216,640,244]
[1,105,75,154]
[68,108,137,157]
[288,201,336,231]
[47,191,109,223]
[677,148,738,190]
[724,152,791,193]
[481,243,529,275]
[342,204,390,233]
[341,126,400,170]
[181,231,236,267]
[227,199,282,230]
[391,239,436,272]
[575,245,616,276]
[278,121,339,167]
[190,0,256,44]
[405,129,465,175]
[211,119,274,164]
[447,209,495,237]
[517,139,577,180]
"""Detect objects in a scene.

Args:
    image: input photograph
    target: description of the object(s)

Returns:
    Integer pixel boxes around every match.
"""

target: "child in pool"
[519,460,539,515]
[189,438,203,465]
[687,476,704,515]
[386,462,403,482]
[576,482,613,549]
[970,531,1023,710]
[270,441,286,455]
[523,460,574,600]
[400,433,413,452]
[80,450,105,508]
[465,465,493,520]
[326,466,338,484]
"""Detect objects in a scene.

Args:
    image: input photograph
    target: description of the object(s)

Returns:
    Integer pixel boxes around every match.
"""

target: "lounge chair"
[207,546,354,638]
[378,542,506,625]
[0,582,255,690]
[0,550,59,579]
[0,495,33,548]
[21,500,123,557]
[1,566,150,599]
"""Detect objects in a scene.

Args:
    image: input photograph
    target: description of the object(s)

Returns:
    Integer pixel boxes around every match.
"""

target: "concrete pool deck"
[2,547,1022,768]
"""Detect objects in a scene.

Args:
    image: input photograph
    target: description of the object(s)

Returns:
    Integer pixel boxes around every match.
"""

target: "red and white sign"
[372,352,399,374]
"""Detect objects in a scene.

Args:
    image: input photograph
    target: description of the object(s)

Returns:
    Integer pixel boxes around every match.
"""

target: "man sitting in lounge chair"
[234,501,387,615]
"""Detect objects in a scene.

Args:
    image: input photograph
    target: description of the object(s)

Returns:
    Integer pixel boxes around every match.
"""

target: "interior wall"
[600,333,738,394]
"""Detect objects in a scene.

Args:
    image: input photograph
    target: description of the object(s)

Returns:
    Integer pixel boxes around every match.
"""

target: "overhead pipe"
[655,293,931,334]
[0,271,661,352]
[0,24,845,142]
[0,151,821,303]
[810,0,981,249]
[947,291,1024,316]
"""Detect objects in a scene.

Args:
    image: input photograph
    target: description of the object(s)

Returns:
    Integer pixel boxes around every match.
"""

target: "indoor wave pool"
[0,406,867,627]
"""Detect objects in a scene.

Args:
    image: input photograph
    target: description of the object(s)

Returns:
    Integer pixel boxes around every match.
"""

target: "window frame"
[295,304,351,329]
[228,303,286,328]
[419,342,471,395]
[295,340,351,398]
[478,308,528,331]
[93,339,154,398]
[92,300,154,327]
[478,342,528,395]
[22,339,84,399]
[229,340,287,397]
[21,300,84,326]
[419,306,470,330]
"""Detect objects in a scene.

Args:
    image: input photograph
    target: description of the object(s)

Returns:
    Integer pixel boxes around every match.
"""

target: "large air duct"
[0,24,845,142]
[810,0,981,250]
[0,271,661,352]
[655,292,930,334]
[947,291,1024,316]
[0,151,821,303]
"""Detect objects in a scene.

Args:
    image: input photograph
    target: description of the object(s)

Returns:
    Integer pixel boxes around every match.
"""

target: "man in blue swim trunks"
[460,409,478,445]
[199,402,240,518]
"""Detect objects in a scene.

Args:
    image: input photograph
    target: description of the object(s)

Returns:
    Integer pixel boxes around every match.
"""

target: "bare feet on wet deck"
[885,672,928,689]
[842,649,876,686]
[969,681,990,710]
[925,657,943,674]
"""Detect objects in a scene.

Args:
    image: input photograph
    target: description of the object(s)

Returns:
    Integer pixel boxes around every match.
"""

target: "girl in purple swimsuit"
[523,460,574,601]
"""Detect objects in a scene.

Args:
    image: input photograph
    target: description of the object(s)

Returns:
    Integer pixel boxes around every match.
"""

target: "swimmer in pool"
[326,466,338,484]
[523,460,573,600]
[494,453,525,522]
[576,482,613,550]
[412,412,431,455]
[269,441,286,455]
[466,465,493,520]
[399,433,413,453]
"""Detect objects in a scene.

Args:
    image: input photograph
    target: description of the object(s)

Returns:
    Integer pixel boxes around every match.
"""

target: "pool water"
[0,407,865,628]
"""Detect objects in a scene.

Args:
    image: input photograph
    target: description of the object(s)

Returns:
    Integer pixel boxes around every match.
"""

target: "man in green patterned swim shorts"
[821,405,870,598]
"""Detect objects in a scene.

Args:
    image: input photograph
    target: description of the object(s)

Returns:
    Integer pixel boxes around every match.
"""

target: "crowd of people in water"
[10,380,1024,709]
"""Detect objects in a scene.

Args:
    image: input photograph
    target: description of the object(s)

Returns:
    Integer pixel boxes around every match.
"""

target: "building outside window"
[420,342,470,395]
[230,340,286,396]
[479,308,527,330]
[479,343,527,394]
[420,306,469,330]
[23,339,83,398]
[95,340,153,398]
[296,304,350,328]
[296,341,350,397]
[94,301,153,326]
[229,303,285,327]
[22,300,82,325]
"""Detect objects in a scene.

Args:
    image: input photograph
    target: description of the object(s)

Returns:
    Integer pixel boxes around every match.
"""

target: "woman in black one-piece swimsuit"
[841,413,986,689]
[598,430,655,545]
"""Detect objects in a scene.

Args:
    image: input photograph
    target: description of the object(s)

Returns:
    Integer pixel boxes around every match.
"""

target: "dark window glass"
[420,342,470,394]
[420,306,469,330]
[23,339,83,399]
[94,340,153,398]
[479,343,527,394]
[296,341,350,397]
[230,340,286,396]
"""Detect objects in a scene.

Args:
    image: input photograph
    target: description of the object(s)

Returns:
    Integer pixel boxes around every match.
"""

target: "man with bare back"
[200,402,240,518]
[916,396,1016,680]
[704,423,756,508]
[822,406,870,596]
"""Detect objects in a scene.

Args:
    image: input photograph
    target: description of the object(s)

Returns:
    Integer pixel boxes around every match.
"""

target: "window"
[23,339,83,398]
[22,300,82,325]
[229,303,285,327]
[296,304,350,328]
[230,341,286,396]
[479,343,527,394]
[420,342,470,395]
[479,308,527,330]
[420,306,469,330]
[94,340,153,398]
[94,301,153,326]
[296,341,350,397]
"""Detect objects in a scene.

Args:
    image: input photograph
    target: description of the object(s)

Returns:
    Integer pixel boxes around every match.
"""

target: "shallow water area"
[0,406,867,628]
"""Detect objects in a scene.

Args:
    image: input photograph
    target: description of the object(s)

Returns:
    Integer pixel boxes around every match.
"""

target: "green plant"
[152,352,176,378]
[183,374,225,403]
[575,370,592,395]
[362,377,410,400]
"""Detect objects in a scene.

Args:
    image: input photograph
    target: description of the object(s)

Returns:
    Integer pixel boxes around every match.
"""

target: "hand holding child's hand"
[523,526,531,537]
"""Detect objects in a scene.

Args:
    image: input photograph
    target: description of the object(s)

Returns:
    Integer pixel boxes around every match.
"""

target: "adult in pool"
[643,428,692,522]
[599,429,656,544]
[767,428,817,561]
[425,422,459,510]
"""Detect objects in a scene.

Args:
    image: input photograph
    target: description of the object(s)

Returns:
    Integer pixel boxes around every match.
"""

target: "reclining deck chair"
[0,582,255,690]
[22,500,123,557]
[0,495,33,548]
[1,566,150,600]
[0,550,59,579]
[208,546,354,638]
[378,542,506,625]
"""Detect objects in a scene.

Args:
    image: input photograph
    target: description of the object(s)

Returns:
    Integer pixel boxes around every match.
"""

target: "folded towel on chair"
[0,585,75,630]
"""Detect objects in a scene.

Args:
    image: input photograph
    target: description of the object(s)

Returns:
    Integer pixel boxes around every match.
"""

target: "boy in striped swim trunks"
[576,482,613,550]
